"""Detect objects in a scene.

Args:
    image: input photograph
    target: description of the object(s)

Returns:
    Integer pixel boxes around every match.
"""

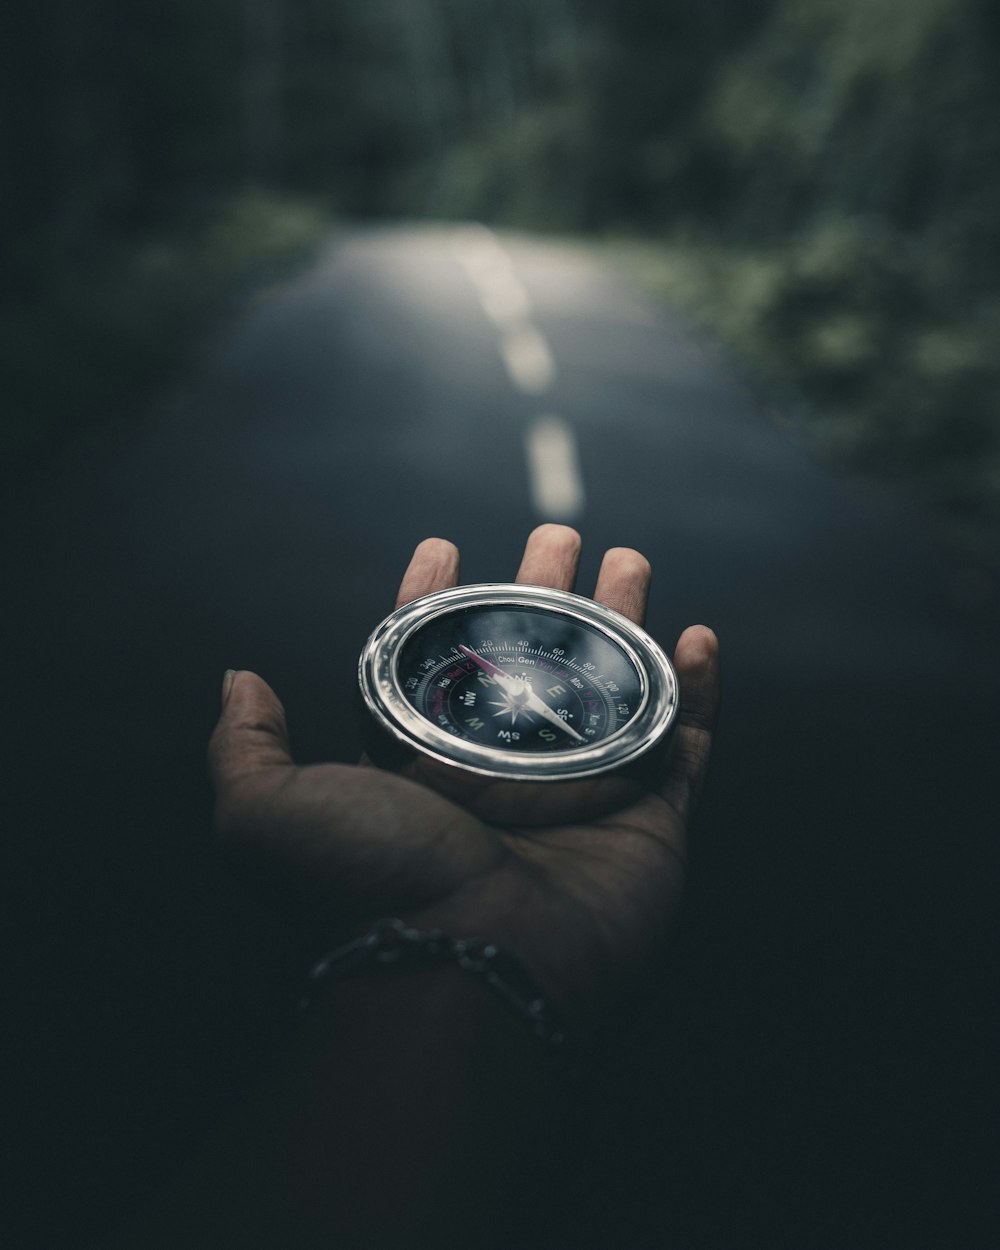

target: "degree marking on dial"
[458,645,506,681]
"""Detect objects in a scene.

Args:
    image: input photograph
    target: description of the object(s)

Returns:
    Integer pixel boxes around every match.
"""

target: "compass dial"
[399,608,639,753]
[359,584,679,782]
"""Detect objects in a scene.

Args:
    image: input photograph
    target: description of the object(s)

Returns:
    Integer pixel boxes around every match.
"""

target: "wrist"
[397,874,629,1038]
[301,918,570,1049]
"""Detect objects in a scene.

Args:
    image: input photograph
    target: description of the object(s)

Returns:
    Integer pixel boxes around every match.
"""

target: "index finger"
[396,538,461,607]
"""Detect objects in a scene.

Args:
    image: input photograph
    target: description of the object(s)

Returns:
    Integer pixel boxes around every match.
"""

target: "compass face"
[359,584,679,782]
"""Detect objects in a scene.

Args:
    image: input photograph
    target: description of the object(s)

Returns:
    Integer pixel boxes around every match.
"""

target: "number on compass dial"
[397,604,642,754]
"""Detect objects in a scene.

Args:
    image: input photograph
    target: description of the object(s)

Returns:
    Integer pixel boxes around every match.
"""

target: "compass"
[358,584,679,783]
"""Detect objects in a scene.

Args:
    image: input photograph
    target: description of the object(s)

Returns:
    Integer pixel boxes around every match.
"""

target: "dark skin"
[211,524,719,1016]
[207,524,720,1244]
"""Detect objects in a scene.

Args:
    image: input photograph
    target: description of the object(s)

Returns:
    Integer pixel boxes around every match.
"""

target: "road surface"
[5,223,997,1247]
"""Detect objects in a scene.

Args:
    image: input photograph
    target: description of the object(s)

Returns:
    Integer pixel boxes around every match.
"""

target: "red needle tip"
[458,645,506,680]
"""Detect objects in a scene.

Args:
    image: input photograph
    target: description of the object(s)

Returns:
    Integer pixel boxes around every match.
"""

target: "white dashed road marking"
[476,268,531,327]
[524,415,585,522]
[497,323,557,395]
[454,225,583,520]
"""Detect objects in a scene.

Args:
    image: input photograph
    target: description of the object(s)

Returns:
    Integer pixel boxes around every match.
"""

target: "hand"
[209,525,720,1022]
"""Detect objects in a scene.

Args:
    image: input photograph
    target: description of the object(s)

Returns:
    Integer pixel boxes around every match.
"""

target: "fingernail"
[222,669,236,707]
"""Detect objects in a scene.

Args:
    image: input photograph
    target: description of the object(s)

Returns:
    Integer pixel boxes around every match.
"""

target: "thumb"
[208,669,293,806]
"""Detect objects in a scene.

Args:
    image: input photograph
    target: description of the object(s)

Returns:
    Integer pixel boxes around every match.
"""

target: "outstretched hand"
[209,525,719,1020]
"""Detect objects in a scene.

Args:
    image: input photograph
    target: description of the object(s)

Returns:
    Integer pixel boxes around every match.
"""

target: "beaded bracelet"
[300,917,569,1049]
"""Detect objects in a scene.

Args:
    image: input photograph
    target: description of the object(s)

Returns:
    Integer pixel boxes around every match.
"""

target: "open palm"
[209,525,720,1019]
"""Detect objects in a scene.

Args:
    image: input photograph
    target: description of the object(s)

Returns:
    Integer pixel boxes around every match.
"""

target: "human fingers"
[658,626,721,822]
[209,670,293,821]
[395,538,461,607]
[514,524,581,591]
[593,547,652,626]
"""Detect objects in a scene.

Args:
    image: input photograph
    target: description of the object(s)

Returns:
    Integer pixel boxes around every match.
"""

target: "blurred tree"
[698,0,1000,277]
[572,0,771,227]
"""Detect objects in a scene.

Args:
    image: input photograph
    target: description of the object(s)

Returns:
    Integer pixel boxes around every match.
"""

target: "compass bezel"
[358,583,679,782]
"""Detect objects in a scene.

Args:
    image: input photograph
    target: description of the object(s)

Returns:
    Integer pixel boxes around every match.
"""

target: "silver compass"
[358,584,679,782]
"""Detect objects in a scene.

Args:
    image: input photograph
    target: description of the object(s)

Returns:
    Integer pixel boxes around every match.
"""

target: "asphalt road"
[6,223,998,1247]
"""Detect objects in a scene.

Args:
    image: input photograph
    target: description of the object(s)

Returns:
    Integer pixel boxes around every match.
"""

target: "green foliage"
[698,0,1000,257]
[612,219,1000,557]
[661,0,1000,556]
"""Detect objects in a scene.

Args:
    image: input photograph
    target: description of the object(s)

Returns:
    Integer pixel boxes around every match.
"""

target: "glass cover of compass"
[358,583,679,782]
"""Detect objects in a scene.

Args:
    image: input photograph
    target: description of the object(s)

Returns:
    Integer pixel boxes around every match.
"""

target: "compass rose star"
[488,689,533,726]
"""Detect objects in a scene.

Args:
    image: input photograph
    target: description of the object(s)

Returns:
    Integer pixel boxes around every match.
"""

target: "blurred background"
[3,2,998,1247]
[5,0,1000,551]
